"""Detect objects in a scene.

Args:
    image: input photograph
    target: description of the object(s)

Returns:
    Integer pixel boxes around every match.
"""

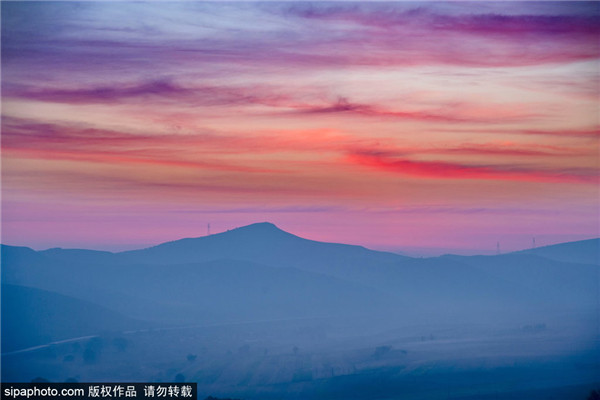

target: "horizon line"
[2,221,598,258]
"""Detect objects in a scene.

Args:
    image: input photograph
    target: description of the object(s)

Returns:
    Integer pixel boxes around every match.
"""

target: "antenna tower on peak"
[207,223,211,236]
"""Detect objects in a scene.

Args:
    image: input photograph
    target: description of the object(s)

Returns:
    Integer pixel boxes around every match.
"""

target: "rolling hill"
[1,284,145,353]
[2,223,598,351]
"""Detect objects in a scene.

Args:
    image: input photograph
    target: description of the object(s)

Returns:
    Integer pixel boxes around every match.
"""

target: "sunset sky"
[2,1,599,255]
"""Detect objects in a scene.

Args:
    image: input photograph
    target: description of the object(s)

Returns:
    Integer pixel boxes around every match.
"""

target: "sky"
[1,1,599,255]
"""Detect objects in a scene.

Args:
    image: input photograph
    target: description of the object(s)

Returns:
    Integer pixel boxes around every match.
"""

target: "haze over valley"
[2,223,599,399]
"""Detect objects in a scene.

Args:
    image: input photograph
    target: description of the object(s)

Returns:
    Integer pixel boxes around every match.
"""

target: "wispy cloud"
[269,3,600,67]
[361,206,564,216]
[348,150,598,184]
[435,127,600,138]
[293,97,537,123]
[4,2,598,88]
[285,4,600,36]
[428,143,587,157]
[3,117,594,184]
[294,97,470,122]
[5,81,539,125]
[1,118,286,174]
[171,205,345,214]
[3,80,294,108]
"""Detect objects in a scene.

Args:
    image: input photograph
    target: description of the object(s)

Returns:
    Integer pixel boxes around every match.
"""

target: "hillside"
[511,238,599,265]
[1,284,146,352]
[2,224,598,338]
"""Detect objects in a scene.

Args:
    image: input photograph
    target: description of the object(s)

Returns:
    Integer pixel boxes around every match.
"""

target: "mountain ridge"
[509,237,599,265]
[2,222,598,354]
[4,222,597,262]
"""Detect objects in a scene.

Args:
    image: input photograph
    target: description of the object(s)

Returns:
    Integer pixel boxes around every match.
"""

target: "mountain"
[2,223,598,339]
[444,253,599,310]
[2,224,598,394]
[39,247,116,265]
[1,244,52,283]
[1,284,145,353]
[36,222,405,271]
[2,233,399,325]
[112,258,393,323]
[511,238,599,265]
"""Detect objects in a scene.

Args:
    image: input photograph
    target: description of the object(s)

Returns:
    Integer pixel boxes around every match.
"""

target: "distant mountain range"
[2,222,599,352]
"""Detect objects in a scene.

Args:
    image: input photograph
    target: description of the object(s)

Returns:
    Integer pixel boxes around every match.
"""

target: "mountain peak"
[218,222,293,239]
[234,222,281,232]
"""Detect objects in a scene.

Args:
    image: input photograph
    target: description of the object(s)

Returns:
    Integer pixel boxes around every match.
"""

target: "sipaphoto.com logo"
[1,382,197,400]
[3,385,84,399]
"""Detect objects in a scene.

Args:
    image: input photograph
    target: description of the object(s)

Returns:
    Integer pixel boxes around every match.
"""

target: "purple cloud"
[3,80,293,107]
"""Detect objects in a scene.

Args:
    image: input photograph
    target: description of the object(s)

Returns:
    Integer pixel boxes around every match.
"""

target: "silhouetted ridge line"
[510,237,599,265]
[134,222,296,251]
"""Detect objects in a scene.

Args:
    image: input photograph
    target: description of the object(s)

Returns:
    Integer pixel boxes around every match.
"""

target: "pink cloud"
[348,150,598,184]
